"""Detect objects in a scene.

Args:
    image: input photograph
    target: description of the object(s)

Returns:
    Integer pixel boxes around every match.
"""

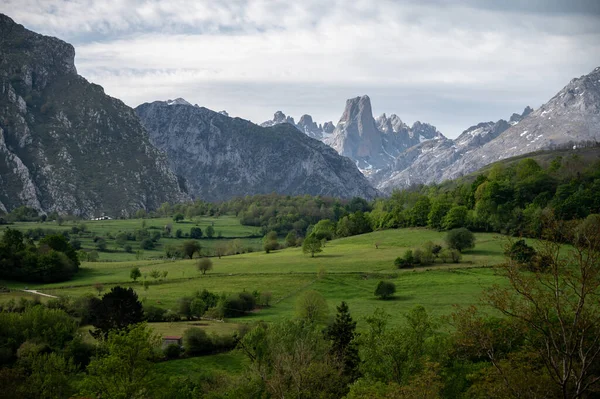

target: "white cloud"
[1,0,599,137]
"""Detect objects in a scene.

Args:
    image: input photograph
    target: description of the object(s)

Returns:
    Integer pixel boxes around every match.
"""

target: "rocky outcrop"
[136,101,379,201]
[0,14,187,217]
[261,111,334,140]
[328,95,444,171]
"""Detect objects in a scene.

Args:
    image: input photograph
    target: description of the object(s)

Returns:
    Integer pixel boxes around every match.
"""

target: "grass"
[3,215,263,261]
[2,228,512,331]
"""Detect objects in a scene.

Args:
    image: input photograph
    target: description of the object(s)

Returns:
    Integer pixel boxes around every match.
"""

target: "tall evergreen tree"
[326,301,361,382]
[91,286,144,339]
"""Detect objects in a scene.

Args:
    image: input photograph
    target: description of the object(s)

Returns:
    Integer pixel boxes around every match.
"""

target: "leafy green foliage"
[296,290,329,324]
[81,323,161,398]
[302,235,323,257]
[91,286,144,338]
[374,281,396,300]
[445,228,476,252]
[0,229,79,282]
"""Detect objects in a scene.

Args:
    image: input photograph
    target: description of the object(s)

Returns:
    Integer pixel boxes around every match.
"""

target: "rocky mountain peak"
[331,95,382,160]
[0,13,77,90]
[166,98,192,106]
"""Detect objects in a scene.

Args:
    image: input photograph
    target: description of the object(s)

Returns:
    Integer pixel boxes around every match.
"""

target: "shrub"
[445,228,476,252]
[506,239,537,266]
[183,328,214,355]
[144,305,167,322]
[394,249,415,269]
[140,239,154,250]
[164,343,181,359]
[197,258,213,275]
[375,281,396,300]
[440,248,462,263]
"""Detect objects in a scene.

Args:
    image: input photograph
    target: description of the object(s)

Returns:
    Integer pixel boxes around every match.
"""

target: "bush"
[164,343,181,359]
[144,305,167,322]
[123,244,133,253]
[374,281,396,300]
[440,248,462,263]
[183,328,214,355]
[506,239,537,266]
[140,239,155,250]
[445,228,476,252]
[394,249,415,269]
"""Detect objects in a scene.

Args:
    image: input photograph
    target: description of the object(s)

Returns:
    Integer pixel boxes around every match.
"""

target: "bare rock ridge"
[260,111,334,140]
[0,13,187,216]
[135,101,379,202]
[373,67,600,192]
[329,95,444,172]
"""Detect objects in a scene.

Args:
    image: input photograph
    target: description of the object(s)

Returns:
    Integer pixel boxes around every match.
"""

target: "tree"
[285,231,297,247]
[91,286,144,338]
[175,229,183,239]
[445,228,476,252]
[505,239,537,270]
[197,258,213,275]
[25,353,78,399]
[215,242,227,259]
[296,290,329,324]
[442,205,468,230]
[95,238,107,251]
[238,320,347,398]
[190,227,203,239]
[130,267,142,282]
[375,281,396,300]
[326,302,361,382]
[182,240,201,259]
[263,230,279,253]
[302,235,323,257]
[81,323,160,399]
[453,216,600,398]
[173,213,184,223]
[206,225,215,238]
[183,328,214,355]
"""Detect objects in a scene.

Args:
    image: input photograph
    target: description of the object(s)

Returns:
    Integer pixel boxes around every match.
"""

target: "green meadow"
[0,226,511,332]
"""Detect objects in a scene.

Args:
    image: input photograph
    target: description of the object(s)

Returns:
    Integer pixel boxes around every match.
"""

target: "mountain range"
[260,68,600,193]
[1,12,599,216]
[135,100,378,201]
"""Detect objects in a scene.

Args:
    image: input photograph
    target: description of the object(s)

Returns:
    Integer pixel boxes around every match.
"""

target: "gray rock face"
[438,66,600,182]
[136,101,379,202]
[0,14,187,217]
[374,67,600,192]
[372,108,527,192]
[328,95,444,171]
[261,111,334,140]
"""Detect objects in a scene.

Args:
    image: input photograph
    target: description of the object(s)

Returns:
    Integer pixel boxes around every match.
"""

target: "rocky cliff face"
[136,101,379,201]
[0,14,187,216]
[328,95,444,171]
[372,107,532,192]
[438,68,600,182]
[374,67,600,192]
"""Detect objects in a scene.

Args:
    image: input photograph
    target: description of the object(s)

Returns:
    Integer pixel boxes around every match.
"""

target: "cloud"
[1,0,599,137]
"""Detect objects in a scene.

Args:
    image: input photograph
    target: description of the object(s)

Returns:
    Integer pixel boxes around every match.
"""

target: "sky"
[2,0,600,138]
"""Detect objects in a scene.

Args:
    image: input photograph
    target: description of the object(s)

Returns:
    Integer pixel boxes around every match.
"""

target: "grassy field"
[3,215,263,261]
[1,228,512,333]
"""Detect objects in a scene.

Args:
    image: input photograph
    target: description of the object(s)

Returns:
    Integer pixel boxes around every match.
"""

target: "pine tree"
[326,301,361,381]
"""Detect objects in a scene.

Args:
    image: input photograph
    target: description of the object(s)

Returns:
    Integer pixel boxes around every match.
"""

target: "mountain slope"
[440,67,600,182]
[135,101,379,201]
[372,107,533,192]
[0,14,187,216]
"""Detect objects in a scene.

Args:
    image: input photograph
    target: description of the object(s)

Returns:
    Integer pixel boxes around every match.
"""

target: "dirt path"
[22,289,58,299]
